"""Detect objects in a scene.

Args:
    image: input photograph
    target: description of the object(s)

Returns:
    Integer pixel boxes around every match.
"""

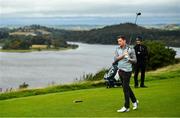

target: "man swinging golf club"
[115,12,141,112]
[115,35,139,113]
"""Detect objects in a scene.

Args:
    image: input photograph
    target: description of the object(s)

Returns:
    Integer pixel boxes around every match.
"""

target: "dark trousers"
[134,63,146,87]
[118,70,136,108]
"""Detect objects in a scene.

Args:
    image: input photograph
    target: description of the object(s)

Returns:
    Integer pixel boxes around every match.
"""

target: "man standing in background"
[134,36,148,88]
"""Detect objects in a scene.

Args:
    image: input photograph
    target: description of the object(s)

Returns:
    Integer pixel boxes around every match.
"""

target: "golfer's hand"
[124,51,128,56]
[116,51,129,61]
[124,51,130,60]
[116,55,125,60]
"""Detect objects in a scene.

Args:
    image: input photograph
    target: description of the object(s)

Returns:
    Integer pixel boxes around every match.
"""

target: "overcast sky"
[0,0,180,18]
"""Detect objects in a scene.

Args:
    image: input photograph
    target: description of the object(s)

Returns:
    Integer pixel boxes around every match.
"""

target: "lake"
[0,43,180,91]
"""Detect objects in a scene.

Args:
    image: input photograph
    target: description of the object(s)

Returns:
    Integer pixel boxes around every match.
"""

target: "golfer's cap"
[136,36,143,41]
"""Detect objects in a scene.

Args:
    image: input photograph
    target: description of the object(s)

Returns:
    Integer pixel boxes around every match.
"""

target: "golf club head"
[137,12,141,16]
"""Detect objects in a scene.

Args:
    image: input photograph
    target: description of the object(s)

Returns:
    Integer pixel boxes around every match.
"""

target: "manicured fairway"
[0,76,180,117]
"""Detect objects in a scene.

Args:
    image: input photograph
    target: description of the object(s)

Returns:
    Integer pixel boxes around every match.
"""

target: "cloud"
[0,0,180,18]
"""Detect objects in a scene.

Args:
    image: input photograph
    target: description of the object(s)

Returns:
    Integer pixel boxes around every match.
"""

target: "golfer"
[114,36,138,112]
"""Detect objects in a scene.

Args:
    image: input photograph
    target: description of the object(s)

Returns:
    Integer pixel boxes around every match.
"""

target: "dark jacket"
[134,44,148,64]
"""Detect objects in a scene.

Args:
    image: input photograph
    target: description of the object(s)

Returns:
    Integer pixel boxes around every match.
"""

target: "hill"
[0,25,78,51]
[0,63,180,117]
[1,23,180,47]
[62,23,180,47]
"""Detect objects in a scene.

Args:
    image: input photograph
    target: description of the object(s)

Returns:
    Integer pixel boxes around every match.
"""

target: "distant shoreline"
[0,46,78,53]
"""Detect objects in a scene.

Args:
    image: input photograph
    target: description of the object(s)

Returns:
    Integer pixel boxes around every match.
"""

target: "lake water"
[0,43,116,90]
[0,43,180,91]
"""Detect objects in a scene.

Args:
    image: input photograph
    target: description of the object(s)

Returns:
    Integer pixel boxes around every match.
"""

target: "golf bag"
[104,63,122,88]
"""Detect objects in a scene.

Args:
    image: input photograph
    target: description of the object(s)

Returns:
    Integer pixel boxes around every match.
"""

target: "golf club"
[113,12,142,64]
[128,12,141,47]
[135,12,141,25]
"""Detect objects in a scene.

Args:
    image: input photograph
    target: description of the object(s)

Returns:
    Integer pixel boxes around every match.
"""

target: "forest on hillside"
[0,23,180,47]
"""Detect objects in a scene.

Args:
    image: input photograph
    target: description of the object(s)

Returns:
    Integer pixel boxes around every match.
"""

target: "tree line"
[0,26,75,50]
[1,23,180,47]
[60,23,180,47]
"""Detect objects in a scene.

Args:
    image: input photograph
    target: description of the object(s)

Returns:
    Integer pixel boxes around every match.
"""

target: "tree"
[52,38,68,49]
[2,39,31,50]
[19,82,29,89]
[0,29,9,39]
[144,41,176,70]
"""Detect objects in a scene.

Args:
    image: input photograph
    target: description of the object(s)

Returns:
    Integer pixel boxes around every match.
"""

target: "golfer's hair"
[117,35,126,40]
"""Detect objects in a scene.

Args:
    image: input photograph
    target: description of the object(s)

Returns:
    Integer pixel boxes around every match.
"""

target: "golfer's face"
[136,41,141,45]
[118,38,125,47]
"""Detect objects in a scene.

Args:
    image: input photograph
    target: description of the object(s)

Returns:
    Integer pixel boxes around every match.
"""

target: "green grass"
[0,78,180,117]
[0,49,34,53]
[0,81,105,100]
[0,64,180,117]
[0,47,77,53]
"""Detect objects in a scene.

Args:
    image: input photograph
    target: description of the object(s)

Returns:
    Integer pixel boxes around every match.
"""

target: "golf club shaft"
[128,12,141,49]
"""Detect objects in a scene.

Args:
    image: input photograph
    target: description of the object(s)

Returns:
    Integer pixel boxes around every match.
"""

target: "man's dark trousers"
[134,63,146,87]
[118,70,136,108]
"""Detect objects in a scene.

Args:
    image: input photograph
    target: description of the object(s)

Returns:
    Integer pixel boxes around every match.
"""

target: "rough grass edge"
[0,80,105,101]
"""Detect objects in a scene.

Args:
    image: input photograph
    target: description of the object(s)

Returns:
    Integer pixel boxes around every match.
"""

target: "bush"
[81,69,107,81]
[19,82,29,89]
[3,39,31,50]
[144,41,176,70]
[92,69,107,81]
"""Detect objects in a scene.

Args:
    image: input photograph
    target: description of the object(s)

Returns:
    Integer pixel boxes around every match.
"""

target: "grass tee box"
[0,64,180,117]
[0,78,180,117]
